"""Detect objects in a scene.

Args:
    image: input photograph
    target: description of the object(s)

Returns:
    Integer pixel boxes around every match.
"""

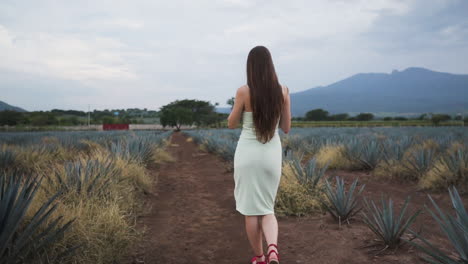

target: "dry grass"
[275,162,323,216]
[17,137,171,264]
[314,144,351,169]
[373,160,411,181]
[152,148,175,164]
[419,142,468,192]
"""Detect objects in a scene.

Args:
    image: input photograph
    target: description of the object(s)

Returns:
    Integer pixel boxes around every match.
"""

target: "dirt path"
[128,132,454,264]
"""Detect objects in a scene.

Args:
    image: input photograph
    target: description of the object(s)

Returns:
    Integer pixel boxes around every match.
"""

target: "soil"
[127,131,465,264]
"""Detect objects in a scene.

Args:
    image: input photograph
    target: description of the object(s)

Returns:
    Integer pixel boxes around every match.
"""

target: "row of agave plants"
[184,128,468,263]
[285,127,468,191]
[0,130,172,263]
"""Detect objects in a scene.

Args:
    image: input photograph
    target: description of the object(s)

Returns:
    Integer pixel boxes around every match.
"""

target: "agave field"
[184,127,468,263]
[0,130,172,263]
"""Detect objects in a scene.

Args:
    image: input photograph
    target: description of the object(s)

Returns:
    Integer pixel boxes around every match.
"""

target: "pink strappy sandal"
[266,244,280,264]
[250,254,266,264]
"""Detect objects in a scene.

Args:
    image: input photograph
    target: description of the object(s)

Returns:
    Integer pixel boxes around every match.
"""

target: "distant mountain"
[0,101,26,112]
[290,67,468,117]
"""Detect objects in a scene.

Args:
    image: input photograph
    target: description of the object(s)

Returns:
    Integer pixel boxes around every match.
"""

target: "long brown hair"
[246,46,284,143]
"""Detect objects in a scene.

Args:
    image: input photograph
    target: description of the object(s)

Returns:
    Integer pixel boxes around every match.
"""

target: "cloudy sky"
[1,0,467,111]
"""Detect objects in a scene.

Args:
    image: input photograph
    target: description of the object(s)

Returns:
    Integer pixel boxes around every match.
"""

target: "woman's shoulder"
[237,84,249,94]
[280,84,289,95]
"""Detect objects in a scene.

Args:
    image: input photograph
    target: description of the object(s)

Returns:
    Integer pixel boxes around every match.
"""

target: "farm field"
[0,130,172,263]
[2,127,468,263]
[177,126,468,263]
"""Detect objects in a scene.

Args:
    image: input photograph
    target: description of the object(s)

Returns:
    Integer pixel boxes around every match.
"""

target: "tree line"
[297,108,466,125]
[0,108,160,126]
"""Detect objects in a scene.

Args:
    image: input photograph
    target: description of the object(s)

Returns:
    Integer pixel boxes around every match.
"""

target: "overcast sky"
[1,0,467,111]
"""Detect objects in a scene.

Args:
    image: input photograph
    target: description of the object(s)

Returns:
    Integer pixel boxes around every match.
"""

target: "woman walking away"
[227,46,291,264]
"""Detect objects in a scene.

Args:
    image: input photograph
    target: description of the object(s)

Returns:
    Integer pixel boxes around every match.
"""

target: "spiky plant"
[362,196,421,249]
[407,187,468,264]
[341,139,383,170]
[382,138,412,164]
[0,172,75,263]
[127,137,154,165]
[323,176,365,225]
[53,158,118,197]
[404,148,435,180]
[0,146,16,171]
[435,148,468,189]
[291,157,328,191]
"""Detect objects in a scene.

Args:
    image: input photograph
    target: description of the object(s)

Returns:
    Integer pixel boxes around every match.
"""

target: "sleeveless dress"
[233,111,282,215]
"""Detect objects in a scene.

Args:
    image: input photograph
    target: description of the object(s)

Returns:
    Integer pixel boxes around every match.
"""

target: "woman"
[227,46,291,264]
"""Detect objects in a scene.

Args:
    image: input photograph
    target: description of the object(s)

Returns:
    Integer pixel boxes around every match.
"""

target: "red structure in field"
[103,124,129,130]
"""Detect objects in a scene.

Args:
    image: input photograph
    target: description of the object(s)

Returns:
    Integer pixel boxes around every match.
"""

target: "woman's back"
[240,84,289,113]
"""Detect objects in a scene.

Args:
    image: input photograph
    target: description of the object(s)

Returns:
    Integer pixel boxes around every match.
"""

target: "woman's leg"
[262,214,279,260]
[245,216,264,260]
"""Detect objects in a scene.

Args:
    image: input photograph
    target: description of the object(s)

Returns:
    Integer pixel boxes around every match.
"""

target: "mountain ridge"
[0,100,27,112]
[289,67,468,117]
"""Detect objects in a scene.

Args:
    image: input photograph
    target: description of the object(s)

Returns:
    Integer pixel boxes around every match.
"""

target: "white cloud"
[0,0,467,111]
[0,25,136,81]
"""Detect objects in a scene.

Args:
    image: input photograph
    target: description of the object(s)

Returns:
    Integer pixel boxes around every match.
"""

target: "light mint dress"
[233,111,282,215]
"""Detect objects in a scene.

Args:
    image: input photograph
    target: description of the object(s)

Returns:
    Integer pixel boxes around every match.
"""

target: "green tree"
[159,99,217,130]
[102,116,117,124]
[355,113,374,121]
[305,108,329,121]
[431,114,451,126]
[227,97,235,110]
[0,110,24,126]
[418,113,428,120]
[329,113,349,121]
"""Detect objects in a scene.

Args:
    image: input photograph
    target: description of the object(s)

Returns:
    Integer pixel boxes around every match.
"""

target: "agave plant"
[381,138,412,164]
[53,158,118,197]
[291,157,328,191]
[407,187,468,264]
[435,148,468,188]
[0,146,16,171]
[341,138,383,170]
[362,196,421,249]
[0,172,75,263]
[127,137,154,165]
[404,148,436,180]
[323,176,365,225]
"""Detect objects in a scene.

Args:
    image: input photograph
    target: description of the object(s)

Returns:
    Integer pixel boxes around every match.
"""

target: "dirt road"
[128,132,439,264]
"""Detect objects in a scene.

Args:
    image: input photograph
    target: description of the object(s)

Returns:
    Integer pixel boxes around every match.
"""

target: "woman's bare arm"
[279,86,291,134]
[227,86,245,129]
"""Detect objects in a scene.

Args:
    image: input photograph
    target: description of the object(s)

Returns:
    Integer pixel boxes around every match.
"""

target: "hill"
[290,67,468,117]
[0,100,26,112]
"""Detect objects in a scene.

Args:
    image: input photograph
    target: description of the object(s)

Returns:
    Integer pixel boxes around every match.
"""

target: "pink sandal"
[250,254,266,264]
[266,244,280,264]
